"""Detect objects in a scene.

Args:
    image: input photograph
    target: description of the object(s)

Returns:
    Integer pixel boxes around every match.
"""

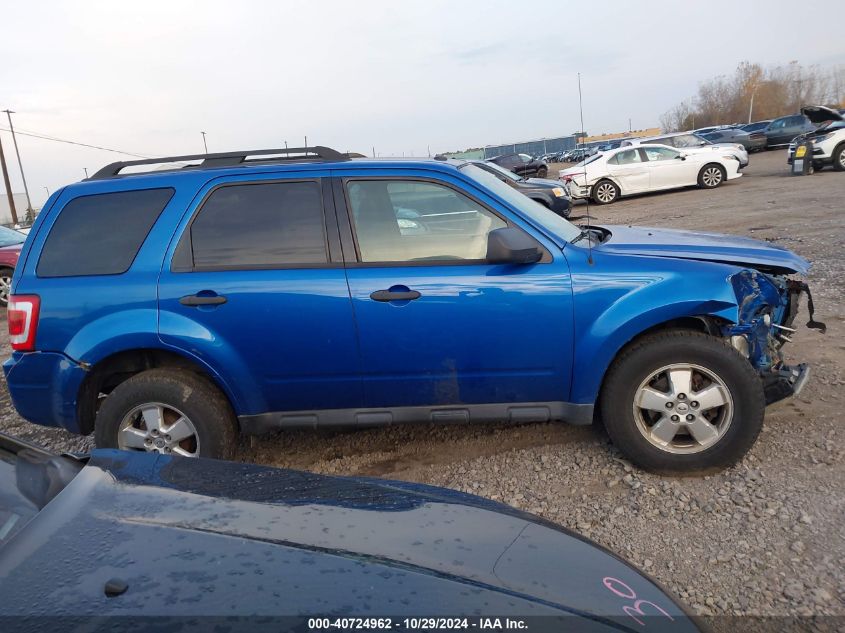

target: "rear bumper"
[3,351,88,433]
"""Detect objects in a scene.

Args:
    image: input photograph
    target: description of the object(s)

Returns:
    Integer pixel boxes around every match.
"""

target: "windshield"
[460,164,581,242]
[0,226,25,248]
[480,160,522,182]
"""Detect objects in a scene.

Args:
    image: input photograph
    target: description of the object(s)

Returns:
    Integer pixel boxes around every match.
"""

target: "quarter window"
[189,181,327,269]
[610,149,643,165]
[346,180,506,263]
[37,188,173,277]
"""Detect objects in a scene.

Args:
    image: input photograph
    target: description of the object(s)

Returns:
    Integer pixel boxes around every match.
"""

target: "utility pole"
[83,167,89,179]
[2,110,32,214]
[304,135,308,148]
[44,186,49,197]
[0,135,18,225]
[629,118,632,132]
[201,131,208,153]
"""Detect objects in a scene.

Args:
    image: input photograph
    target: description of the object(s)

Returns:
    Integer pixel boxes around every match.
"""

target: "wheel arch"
[570,303,737,406]
[76,347,242,435]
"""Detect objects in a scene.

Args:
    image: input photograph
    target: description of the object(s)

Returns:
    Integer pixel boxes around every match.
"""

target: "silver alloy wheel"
[117,402,200,457]
[702,166,723,187]
[595,182,616,203]
[838,148,845,169]
[632,363,733,454]
[0,275,11,305]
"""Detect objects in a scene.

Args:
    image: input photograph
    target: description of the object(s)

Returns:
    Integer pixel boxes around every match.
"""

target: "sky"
[1,0,843,208]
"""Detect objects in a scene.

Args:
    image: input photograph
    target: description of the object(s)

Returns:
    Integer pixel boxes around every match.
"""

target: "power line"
[0,125,153,159]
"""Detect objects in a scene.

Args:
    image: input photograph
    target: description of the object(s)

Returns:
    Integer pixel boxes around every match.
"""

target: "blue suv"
[4,147,823,472]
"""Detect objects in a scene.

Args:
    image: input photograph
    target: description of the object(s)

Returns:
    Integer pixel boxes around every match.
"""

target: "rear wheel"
[95,368,238,460]
[697,164,726,188]
[0,267,13,306]
[833,143,845,172]
[592,179,619,205]
[537,166,548,178]
[600,330,765,473]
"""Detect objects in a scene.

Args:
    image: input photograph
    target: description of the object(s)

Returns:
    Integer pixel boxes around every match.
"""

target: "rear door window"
[186,180,328,270]
[37,188,173,277]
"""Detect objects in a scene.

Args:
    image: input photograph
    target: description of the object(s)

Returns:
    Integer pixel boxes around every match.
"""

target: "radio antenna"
[578,72,594,265]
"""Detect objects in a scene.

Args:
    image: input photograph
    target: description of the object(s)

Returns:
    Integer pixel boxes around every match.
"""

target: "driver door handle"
[370,289,421,302]
[180,294,227,306]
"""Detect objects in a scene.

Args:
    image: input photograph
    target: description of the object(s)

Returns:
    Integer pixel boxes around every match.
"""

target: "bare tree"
[661,61,845,131]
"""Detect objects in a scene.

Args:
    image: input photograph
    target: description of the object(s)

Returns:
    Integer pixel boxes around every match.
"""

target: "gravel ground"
[1,149,843,621]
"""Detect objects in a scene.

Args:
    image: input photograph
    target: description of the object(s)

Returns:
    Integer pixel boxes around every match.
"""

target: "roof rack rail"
[90,146,349,180]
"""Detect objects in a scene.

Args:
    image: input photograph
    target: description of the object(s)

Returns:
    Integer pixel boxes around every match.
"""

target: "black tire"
[95,368,238,460]
[832,143,845,172]
[600,330,765,473]
[591,179,619,205]
[697,163,726,189]
[0,267,13,306]
[537,166,548,178]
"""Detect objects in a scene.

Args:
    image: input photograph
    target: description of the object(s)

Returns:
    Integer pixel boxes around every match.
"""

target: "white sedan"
[559,145,742,204]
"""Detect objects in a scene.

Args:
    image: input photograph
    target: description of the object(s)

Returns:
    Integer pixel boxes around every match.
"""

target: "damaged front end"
[722,270,825,405]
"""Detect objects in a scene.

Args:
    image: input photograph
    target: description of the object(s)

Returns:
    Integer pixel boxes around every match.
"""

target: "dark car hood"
[597,225,809,274]
[0,450,698,629]
[523,176,565,188]
[801,105,843,124]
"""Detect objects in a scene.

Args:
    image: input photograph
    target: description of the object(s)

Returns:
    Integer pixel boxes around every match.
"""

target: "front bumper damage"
[722,271,825,405]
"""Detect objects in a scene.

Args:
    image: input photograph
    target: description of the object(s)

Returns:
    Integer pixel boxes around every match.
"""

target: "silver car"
[621,131,749,168]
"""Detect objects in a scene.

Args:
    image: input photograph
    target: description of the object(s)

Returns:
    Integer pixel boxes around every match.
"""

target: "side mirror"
[486,227,543,265]
[676,153,687,161]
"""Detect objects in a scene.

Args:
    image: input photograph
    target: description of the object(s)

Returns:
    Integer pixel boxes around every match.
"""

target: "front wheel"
[537,166,548,178]
[591,179,619,205]
[832,143,845,172]
[95,368,238,460]
[600,330,765,473]
[697,164,726,188]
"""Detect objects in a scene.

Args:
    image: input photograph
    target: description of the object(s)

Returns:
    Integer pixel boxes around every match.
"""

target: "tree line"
[660,61,845,132]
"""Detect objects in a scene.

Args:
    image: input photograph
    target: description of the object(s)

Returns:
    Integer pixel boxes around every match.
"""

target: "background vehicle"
[621,132,749,168]
[4,147,818,472]
[559,144,741,204]
[487,153,549,177]
[700,127,762,152]
[0,433,700,626]
[0,226,25,306]
[764,114,815,147]
[787,105,845,171]
[469,160,571,217]
[741,120,772,134]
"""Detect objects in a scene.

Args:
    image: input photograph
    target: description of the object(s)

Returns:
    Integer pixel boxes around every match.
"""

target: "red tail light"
[8,295,40,351]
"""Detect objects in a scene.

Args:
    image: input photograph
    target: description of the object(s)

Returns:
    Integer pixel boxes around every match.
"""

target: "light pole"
[2,110,33,214]
[83,167,89,179]
[747,85,759,124]
[44,186,49,197]
[0,135,18,225]
[201,131,208,153]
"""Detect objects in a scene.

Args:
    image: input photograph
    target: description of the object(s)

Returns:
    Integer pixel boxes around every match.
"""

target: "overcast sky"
[2,0,843,207]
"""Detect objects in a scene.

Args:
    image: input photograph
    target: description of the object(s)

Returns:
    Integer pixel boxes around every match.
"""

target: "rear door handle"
[370,289,421,302]
[179,294,227,306]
